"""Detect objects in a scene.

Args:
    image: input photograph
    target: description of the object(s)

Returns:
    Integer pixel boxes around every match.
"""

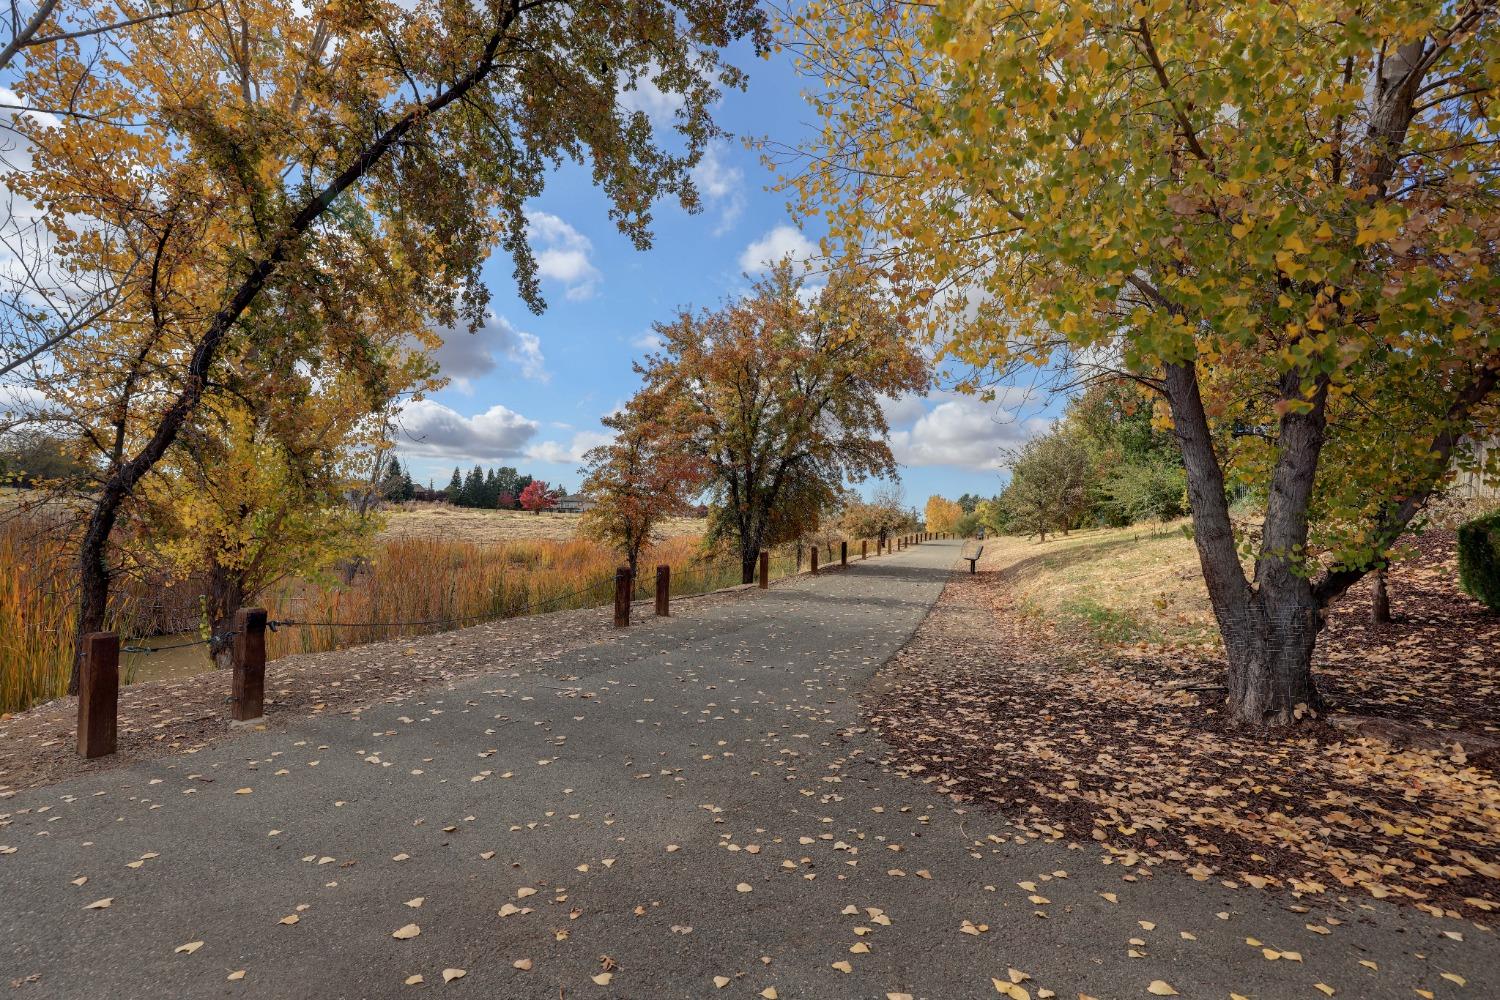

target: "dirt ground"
[867,530,1500,920]
[381,503,705,544]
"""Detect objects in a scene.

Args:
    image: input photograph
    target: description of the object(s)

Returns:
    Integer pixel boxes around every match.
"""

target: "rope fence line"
[121,632,234,655]
[70,532,951,758]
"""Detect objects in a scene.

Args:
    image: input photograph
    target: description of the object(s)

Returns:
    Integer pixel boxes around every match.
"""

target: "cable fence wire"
[121,630,237,656]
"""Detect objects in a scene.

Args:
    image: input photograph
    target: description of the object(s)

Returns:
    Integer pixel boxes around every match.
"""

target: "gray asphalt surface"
[2,539,1493,999]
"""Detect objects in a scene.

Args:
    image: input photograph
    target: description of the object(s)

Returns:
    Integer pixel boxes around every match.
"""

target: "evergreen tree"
[461,465,485,507]
[445,468,463,501]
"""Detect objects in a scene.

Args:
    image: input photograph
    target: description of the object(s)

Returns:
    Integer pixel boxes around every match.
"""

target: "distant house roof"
[553,493,595,512]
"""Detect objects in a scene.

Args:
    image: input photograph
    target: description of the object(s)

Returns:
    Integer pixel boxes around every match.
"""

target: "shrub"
[1102,458,1188,527]
[1457,509,1500,611]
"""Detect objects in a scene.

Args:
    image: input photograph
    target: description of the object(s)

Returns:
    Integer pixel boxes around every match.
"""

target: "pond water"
[122,635,220,685]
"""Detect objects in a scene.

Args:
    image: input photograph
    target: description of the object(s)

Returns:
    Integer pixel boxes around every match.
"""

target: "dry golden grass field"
[981,520,1220,648]
[381,501,706,544]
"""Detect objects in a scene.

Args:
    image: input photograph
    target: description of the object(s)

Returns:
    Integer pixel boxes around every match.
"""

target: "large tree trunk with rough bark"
[206,562,246,671]
[1217,588,1325,724]
[1163,361,1330,725]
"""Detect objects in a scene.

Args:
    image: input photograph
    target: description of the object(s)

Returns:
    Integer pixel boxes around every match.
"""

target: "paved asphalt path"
[3,540,1493,999]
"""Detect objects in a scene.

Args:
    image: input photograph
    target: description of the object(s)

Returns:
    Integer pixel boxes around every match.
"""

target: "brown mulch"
[866,531,1500,920]
[0,587,752,797]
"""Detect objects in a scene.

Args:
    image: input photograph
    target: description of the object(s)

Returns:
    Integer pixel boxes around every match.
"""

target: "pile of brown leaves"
[868,531,1499,920]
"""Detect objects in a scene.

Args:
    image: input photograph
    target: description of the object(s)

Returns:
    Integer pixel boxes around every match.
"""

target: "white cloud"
[526,210,601,300]
[692,142,745,236]
[888,394,1048,471]
[394,399,539,463]
[631,331,665,352]
[739,225,817,274]
[430,311,546,390]
[616,71,684,125]
[880,393,929,428]
[526,430,614,465]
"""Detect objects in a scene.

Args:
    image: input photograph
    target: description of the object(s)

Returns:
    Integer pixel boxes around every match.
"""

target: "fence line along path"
[67,535,952,758]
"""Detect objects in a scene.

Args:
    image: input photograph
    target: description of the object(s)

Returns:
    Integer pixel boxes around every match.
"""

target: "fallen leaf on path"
[1147,982,1178,996]
[391,924,421,940]
[174,941,203,955]
[443,968,466,983]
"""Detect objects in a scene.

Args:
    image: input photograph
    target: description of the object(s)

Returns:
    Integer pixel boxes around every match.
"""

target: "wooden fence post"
[231,608,268,723]
[77,631,119,759]
[810,547,819,575]
[656,565,670,617]
[759,550,769,589]
[840,540,847,567]
[796,542,803,571]
[614,567,631,627]
[861,539,867,560]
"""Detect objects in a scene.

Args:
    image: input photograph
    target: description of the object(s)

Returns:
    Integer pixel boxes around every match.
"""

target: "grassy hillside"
[382,502,706,544]
[982,521,1219,648]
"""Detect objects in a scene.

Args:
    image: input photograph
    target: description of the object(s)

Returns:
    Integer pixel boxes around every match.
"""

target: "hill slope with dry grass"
[381,502,706,544]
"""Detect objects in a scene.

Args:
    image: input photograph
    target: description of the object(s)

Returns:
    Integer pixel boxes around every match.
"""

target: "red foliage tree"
[518,480,555,515]
[496,491,516,510]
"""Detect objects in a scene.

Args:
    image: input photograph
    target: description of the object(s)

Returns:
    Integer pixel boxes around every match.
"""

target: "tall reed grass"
[0,516,863,715]
[0,515,138,715]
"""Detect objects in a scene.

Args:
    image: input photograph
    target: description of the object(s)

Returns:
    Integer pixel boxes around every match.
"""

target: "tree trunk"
[1371,569,1391,625]
[1218,591,1325,724]
[71,474,132,693]
[1163,362,1328,725]
[207,561,246,670]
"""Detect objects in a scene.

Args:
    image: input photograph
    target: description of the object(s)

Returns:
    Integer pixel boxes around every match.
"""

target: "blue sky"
[393,41,1049,504]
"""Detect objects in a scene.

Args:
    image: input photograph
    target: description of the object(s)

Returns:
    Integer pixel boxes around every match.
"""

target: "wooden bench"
[964,544,984,574]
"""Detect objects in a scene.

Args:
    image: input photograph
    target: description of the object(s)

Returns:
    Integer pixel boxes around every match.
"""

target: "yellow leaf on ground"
[391,924,421,940]
[1314,984,1334,996]
[174,941,203,955]
[404,975,423,986]
[593,973,613,985]
[84,898,113,910]
[513,958,533,971]
[1147,982,1178,996]
[442,968,466,983]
